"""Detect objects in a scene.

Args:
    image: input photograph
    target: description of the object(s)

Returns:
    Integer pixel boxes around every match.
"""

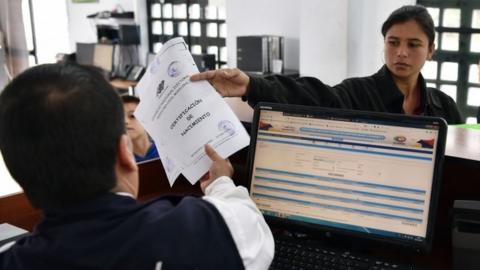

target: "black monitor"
[248,103,447,252]
[97,25,119,43]
[118,25,140,45]
[76,43,95,66]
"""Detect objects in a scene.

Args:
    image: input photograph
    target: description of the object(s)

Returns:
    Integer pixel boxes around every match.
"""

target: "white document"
[134,37,250,186]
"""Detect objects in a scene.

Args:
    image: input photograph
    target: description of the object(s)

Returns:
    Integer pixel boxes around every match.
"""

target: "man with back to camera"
[0,63,274,269]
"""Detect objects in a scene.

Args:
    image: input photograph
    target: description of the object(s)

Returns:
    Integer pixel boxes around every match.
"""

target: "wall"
[226,0,415,82]
[224,0,301,122]
[32,0,71,63]
[299,0,347,85]
[222,0,417,121]
[347,0,415,78]
[225,0,300,70]
[66,0,134,50]
[64,0,416,122]
[133,0,148,65]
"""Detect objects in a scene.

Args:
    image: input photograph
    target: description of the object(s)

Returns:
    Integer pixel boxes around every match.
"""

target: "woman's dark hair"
[381,5,435,47]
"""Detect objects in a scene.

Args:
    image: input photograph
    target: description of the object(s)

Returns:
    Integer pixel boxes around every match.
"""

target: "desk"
[426,127,480,269]
[0,128,478,269]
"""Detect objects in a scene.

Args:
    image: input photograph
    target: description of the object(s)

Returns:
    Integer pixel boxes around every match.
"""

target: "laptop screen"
[248,103,447,250]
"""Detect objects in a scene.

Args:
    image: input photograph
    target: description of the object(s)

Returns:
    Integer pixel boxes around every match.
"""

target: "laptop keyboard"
[270,238,411,270]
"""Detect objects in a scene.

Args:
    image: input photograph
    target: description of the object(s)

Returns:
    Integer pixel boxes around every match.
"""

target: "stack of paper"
[135,37,250,186]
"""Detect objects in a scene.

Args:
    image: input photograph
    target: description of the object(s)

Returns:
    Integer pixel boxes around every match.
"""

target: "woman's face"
[384,20,434,81]
[123,102,147,141]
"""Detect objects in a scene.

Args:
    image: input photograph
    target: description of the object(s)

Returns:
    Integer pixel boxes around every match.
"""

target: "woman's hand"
[190,68,250,98]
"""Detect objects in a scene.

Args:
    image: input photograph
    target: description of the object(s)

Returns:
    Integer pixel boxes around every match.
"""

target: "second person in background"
[122,95,160,162]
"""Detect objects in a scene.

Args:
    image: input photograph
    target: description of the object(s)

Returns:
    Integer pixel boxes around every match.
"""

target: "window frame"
[146,0,227,68]
[418,0,480,122]
[23,0,38,65]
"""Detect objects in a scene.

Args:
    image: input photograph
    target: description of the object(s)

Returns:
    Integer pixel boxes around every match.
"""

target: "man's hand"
[200,144,234,193]
[190,68,250,98]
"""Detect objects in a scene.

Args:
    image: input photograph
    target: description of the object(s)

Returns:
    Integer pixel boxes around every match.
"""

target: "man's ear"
[113,134,139,197]
[117,134,137,171]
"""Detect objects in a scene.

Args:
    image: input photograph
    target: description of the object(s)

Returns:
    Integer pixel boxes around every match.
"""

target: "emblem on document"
[156,80,165,97]
[218,120,236,136]
[167,61,181,77]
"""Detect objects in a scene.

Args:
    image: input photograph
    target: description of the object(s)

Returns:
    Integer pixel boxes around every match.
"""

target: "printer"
[452,200,480,270]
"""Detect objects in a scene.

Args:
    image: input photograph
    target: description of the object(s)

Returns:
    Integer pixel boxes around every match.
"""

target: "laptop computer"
[246,103,447,269]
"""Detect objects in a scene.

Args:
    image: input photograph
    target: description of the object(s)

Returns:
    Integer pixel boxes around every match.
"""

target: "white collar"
[115,192,135,198]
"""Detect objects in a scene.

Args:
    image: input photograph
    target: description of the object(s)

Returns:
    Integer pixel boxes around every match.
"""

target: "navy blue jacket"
[0,193,244,270]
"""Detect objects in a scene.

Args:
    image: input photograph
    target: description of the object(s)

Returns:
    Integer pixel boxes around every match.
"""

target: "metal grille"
[146,0,227,69]
[418,0,480,123]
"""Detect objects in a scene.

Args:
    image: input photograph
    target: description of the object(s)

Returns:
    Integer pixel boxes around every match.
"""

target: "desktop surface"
[445,126,480,162]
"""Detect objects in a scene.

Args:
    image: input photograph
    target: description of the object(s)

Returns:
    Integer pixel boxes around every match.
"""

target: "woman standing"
[191,5,463,124]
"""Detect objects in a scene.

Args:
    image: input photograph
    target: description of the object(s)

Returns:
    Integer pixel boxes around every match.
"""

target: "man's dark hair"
[121,95,140,105]
[381,5,435,47]
[0,63,125,209]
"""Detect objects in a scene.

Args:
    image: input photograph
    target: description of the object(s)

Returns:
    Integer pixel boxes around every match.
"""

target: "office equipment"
[87,11,134,19]
[192,54,216,71]
[88,12,139,76]
[236,35,283,73]
[124,65,145,82]
[452,200,480,270]
[96,25,120,43]
[91,11,137,44]
[118,24,140,45]
[247,103,447,269]
[76,43,96,66]
[93,44,114,73]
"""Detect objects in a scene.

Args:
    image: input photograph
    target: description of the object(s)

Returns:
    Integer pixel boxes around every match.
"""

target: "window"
[22,0,37,66]
[21,0,71,65]
[419,0,480,123]
[146,0,227,69]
